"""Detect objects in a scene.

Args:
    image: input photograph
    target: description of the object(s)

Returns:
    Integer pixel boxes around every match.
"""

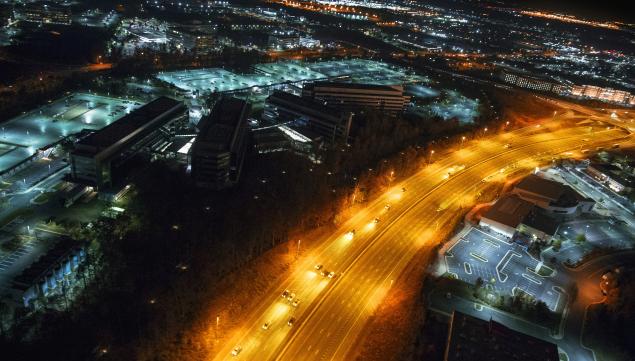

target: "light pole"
[216,315,220,339]
[428,150,435,164]
[460,136,466,150]
[296,239,301,258]
[483,127,488,137]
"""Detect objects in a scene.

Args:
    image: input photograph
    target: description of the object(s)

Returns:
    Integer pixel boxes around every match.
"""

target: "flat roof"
[482,194,534,229]
[522,211,559,235]
[307,81,404,92]
[446,311,559,361]
[0,93,139,174]
[515,174,566,201]
[197,97,249,146]
[156,59,426,94]
[269,90,345,117]
[76,96,182,150]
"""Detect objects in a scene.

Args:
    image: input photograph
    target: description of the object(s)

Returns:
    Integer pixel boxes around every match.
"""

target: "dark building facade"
[70,97,187,189]
[264,90,352,145]
[191,97,250,189]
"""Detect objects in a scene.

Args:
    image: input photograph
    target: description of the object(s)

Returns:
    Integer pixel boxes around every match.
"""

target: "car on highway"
[281,289,290,299]
[320,269,329,277]
[328,271,336,279]
[287,317,296,327]
[315,264,323,271]
[504,143,512,149]
[231,346,242,356]
[287,292,296,302]
[384,204,391,210]
[262,322,271,330]
[373,217,380,223]
[292,299,300,307]
[345,230,355,240]
[402,187,407,192]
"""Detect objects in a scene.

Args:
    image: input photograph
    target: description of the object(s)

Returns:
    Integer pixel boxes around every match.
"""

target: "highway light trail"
[213,117,630,361]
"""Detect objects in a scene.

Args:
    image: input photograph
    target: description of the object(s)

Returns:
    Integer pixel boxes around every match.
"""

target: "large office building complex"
[70,97,188,189]
[17,1,72,25]
[500,69,569,94]
[302,82,409,115]
[191,97,250,189]
[264,90,353,144]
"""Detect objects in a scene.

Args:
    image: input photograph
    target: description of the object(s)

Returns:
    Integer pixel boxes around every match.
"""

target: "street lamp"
[460,136,466,150]
[428,150,435,164]
[296,239,301,258]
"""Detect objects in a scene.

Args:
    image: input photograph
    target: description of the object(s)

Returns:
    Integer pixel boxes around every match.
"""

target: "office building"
[70,97,188,189]
[570,85,632,104]
[480,174,593,240]
[264,90,353,144]
[512,174,594,217]
[18,1,72,25]
[444,311,559,361]
[191,97,250,189]
[500,69,563,93]
[302,82,409,114]
[11,238,85,308]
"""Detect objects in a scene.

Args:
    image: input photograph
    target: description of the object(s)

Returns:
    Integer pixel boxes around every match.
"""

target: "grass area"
[559,352,569,361]
[0,207,34,228]
[53,181,67,191]
[0,180,11,190]
[33,192,51,204]
[537,264,555,277]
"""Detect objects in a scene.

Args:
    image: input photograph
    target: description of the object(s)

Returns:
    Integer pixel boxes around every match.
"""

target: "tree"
[575,233,587,244]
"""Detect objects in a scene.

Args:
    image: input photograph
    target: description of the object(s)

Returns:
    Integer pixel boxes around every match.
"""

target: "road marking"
[522,273,542,285]
[470,252,488,262]
[496,250,522,283]
[464,262,472,274]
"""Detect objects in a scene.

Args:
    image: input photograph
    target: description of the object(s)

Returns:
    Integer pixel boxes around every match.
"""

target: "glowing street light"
[428,150,435,164]
[460,136,466,150]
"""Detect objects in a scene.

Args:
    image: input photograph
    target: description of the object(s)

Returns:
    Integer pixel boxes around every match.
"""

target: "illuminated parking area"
[0,93,139,175]
[156,59,427,95]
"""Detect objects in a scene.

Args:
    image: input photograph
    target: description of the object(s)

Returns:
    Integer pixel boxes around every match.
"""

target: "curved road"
[212,117,630,361]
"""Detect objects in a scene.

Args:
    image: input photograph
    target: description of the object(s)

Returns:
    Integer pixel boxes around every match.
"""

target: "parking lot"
[445,227,562,311]
[0,93,138,175]
[156,58,427,95]
[545,219,635,265]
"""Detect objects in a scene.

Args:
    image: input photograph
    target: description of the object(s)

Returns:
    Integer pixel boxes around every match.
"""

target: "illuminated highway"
[212,113,631,361]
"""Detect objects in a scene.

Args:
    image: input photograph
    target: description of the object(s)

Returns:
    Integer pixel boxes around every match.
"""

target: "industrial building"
[70,97,188,189]
[191,97,250,190]
[302,82,409,115]
[444,311,559,361]
[264,90,353,145]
